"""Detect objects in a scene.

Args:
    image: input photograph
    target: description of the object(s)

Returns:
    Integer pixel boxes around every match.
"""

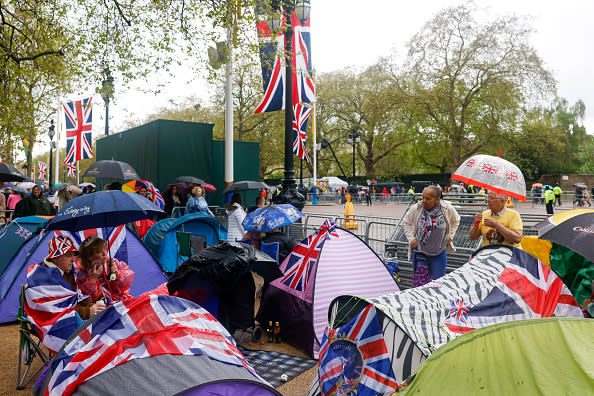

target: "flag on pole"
[65,162,76,178]
[38,162,47,181]
[63,97,93,164]
[292,103,311,163]
[254,5,315,114]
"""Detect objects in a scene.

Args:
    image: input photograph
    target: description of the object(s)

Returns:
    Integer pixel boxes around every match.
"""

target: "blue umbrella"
[242,204,304,233]
[46,190,164,232]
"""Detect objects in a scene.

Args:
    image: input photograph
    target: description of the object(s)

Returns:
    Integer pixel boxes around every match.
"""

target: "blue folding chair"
[260,241,280,266]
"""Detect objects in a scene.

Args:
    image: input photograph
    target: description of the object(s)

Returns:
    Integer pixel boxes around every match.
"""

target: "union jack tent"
[38,162,47,181]
[34,295,279,396]
[257,220,399,358]
[63,97,93,165]
[306,245,583,396]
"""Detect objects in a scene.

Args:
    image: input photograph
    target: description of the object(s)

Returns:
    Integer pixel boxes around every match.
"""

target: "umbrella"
[539,212,594,262]
[122,179,149,192]
[532,183,543,188]
[5,184,26,193]
[452,154,526,202]
[78,182,96,188]
[242,204,304,232]
[176,176,206,185]
[55,182,72,192]
[122,179,165,209]
[573,182,587,189]
[0,163,26,182]
[46,190,164,232]
[201,183,216,191]
[82,160,139,180]
[18,181,36,190]
[224,180,270,194]
[534,208,594,236]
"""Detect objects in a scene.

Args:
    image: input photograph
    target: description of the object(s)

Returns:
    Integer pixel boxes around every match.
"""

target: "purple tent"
[257,223,400,358]
[0,225,167,323]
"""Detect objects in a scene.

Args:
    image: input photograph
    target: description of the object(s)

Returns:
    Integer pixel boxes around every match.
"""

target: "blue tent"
[0,216,50,276]
[0,224,167,323]
[144,213,227,272]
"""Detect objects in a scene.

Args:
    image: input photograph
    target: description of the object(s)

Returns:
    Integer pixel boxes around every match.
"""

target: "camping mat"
[238,347,317,388]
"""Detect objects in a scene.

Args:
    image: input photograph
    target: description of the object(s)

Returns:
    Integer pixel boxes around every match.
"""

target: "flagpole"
[55,101,61,186]
[312,72,318,205]
[77,160,80,185]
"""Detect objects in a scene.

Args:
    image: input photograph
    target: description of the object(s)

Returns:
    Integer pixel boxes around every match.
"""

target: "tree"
[391,3,556,171]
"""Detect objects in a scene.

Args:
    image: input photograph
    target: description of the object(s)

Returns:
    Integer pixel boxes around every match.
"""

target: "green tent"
[399,318,594,395]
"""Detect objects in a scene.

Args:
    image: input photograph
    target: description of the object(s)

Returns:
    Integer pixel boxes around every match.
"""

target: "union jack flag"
[42,295,260,396]
[447,298,470,323]
[292,103,311,163]
[480,163,498,175]
[319,304,397,396]
[63,97,93,164]
[254,6,315,114]
[443,249,581,335]
[140,179,165,209]
[65,162,76,178]
[16,225,33,239]
[320,218,339,238]
[279,222,336,291]
[55,225,128,263]
[506,170,519,182]
[24,264,86,354]
[38,162,47,181]
[465,159,476,167]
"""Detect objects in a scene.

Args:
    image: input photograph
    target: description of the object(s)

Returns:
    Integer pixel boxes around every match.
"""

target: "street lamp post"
[48,120,55,192]
[101,67,114,137]
[347,130,360,185]
[270,0,310,210]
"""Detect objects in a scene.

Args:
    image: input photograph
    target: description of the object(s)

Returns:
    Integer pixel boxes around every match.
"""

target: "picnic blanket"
[239,347,317,388]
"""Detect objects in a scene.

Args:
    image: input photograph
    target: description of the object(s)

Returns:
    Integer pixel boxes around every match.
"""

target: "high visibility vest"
[544,189,555,203]
[553,186,562,195]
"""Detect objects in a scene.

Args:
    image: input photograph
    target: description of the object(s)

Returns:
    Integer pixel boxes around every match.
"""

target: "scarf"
[416,201,444,245]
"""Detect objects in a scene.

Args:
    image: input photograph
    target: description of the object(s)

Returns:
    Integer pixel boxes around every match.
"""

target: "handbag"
[412,250,433,288]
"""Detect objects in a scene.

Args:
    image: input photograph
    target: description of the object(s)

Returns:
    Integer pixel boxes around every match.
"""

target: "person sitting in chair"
[24,236,105,353]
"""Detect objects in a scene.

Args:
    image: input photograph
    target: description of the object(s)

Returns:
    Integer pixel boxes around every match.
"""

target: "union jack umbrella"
[452,154,526,201]
[38,162,47,181]
[63,97,93,164]
[292,103,312,163]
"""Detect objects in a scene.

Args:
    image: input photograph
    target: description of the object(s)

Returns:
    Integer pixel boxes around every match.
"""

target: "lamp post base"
[276,179,305,210]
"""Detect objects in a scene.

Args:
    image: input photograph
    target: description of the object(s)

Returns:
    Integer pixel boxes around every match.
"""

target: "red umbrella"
[201,183,216,191]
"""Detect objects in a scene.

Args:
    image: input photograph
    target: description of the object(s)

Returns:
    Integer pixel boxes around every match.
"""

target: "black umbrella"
[82,160,139,180]
[0,163,26,182]
[176,176,206,185]
[223,180,270,194]
[539,212,594,262]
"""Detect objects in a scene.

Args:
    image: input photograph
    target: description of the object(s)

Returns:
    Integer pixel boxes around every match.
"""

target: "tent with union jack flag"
[257,220,399,358]
[305,244,583,395]
[0,224,167,325]
[34,294,280,396]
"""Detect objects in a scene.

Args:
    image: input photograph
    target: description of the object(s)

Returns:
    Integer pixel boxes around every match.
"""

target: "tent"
[256,222,399,358]
[306,245,583,395]
[0,224,167,323]
[144,213,227,272]
[319,176,348,190]
[33,294,280,396]
[398,318,594,394]
[0,216,50,276]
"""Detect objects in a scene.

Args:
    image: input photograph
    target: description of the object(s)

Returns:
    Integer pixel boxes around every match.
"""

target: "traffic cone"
[505,196,514,208]
[343,194,358,229]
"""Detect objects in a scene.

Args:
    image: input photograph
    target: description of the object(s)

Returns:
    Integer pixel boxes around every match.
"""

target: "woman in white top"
[225,193,247,241]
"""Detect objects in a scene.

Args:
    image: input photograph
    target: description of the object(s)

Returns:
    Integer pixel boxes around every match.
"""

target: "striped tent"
[256,221,399,358]
[306,245,583,395]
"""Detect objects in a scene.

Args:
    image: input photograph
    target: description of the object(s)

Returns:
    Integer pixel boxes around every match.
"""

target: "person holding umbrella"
[185,185,214,217]
[470,192,523,247]
[14,184,52,218]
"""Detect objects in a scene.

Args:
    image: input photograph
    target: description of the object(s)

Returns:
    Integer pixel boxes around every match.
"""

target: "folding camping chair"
[260,241,280,266]
[17,285,52,390]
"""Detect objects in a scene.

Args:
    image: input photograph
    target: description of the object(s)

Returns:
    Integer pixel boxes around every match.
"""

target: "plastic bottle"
[274,321,281,343]
[267,321,274,343]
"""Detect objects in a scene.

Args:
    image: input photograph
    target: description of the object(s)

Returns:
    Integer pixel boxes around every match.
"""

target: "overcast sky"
[108,0,593,136]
